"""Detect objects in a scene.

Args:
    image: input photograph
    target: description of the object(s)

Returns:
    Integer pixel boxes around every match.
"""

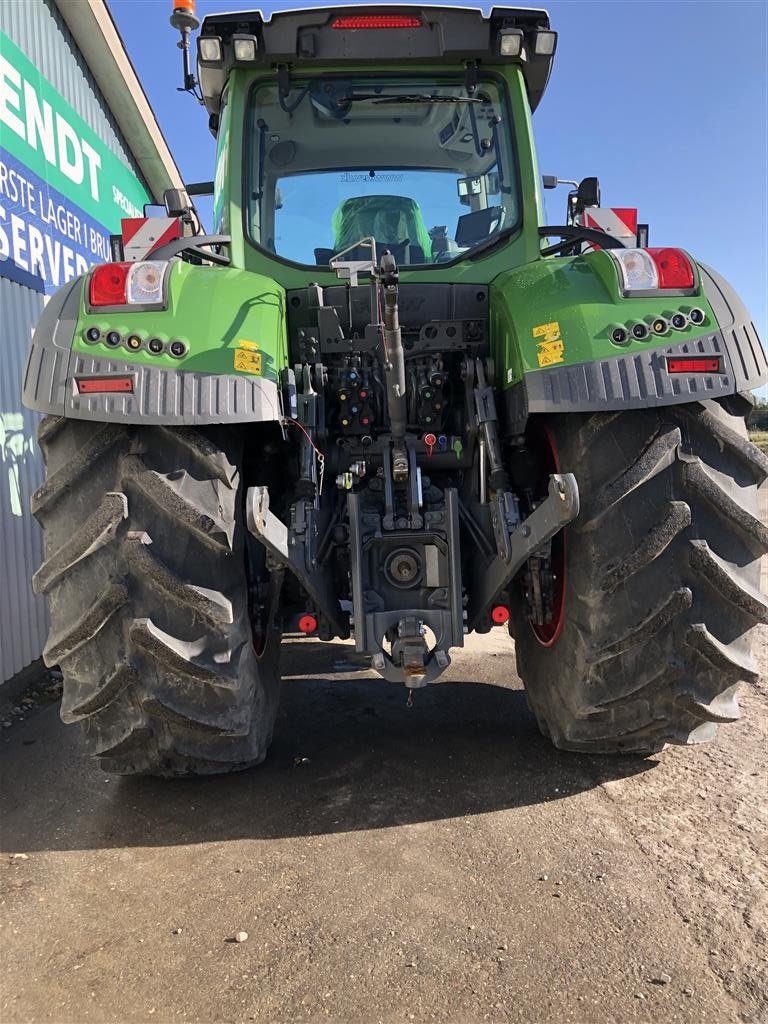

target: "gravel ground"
[1,624,766,1024]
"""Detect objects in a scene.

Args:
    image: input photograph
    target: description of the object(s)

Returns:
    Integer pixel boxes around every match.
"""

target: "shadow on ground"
[0,641,654,852]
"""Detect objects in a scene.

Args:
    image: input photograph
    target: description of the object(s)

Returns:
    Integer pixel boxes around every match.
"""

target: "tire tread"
[514,397,767,754]
[34,421,280,776]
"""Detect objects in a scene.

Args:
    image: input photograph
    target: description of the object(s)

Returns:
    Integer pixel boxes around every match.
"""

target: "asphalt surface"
[1,627,766,1024]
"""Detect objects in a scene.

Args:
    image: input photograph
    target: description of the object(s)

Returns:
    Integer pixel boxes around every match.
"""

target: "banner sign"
[0,147,113,293]
[0,30,151,294]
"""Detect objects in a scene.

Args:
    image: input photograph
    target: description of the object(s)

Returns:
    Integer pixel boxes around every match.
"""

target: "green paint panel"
[73,261,288,380]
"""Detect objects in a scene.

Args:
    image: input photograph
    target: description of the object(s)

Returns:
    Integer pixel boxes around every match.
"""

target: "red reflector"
[89,263,131,306]
[646,248,695,290]
[331,14,421,29]
[667,357,722,374]
[298,614,318,634]
[76,376,135,394]
[491,605,510,625]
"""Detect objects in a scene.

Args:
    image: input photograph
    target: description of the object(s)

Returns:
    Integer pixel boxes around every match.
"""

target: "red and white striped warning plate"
[579,207,638,248]
[121,217,182,262]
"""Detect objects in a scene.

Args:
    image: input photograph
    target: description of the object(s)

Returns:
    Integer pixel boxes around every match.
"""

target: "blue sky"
[111,0,767,379]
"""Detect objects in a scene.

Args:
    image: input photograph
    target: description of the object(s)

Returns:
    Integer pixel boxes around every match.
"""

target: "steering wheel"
[538,225,627,258]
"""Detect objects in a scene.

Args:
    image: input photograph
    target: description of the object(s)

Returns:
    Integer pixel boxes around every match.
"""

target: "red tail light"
[667,357,722,374]
[331,14,421,29]
[89,263,131,306]
[646,248,695,290]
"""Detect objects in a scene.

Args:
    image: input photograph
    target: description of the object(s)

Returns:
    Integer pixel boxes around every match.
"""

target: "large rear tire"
[513,397,768,754]
[32,418,281,776]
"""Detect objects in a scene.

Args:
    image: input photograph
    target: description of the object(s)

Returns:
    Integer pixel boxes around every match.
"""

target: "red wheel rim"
[531,424,566,647]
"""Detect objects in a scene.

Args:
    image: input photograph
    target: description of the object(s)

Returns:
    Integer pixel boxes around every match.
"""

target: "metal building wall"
[0,279,47,680]
[0,0,148,681]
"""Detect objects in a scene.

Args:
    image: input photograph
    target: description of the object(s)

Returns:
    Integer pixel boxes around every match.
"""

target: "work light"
[198,36,223,62]
[232,35,258,63]
[534,30,557,56]
[499,29,523,57]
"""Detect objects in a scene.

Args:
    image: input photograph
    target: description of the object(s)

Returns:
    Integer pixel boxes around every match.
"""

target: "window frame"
[241,70,523,271]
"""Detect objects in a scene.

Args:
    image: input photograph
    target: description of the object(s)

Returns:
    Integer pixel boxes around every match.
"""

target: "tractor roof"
[197,5,554,117]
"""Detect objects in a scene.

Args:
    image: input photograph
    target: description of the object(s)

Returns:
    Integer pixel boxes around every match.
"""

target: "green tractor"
[23,5,768,775]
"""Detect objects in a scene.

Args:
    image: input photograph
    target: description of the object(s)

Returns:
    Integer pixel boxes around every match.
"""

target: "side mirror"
[576,176,600,210]
[164,187,193,218]
[542,175,558,190]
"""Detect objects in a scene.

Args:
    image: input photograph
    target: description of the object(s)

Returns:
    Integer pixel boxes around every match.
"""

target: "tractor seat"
[319,194,432,267]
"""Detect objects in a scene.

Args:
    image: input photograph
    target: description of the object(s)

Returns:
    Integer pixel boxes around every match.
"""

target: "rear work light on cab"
[331,14,421,29]
[88,261,169,310]
[609,247,696,296]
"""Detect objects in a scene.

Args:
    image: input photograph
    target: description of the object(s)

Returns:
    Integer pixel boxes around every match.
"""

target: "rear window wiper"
[338,93,482,105]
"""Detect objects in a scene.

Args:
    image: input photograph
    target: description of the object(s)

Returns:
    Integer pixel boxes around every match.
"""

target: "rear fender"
[491,251,767,433]
[22,261,289,425]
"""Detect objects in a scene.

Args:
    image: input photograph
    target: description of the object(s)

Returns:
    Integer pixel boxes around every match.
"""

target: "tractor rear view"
[22,5,768,775]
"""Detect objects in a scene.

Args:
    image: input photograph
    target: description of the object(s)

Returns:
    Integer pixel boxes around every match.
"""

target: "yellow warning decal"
[532,321,565,368]
[233,339,262,375]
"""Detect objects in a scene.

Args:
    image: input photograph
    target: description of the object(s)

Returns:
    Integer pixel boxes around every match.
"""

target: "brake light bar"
[667,357,722,374]
[331,14,422,29]
[76,376,135,394]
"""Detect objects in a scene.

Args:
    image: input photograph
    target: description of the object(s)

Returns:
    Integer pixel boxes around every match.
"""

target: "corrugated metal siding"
[2,0,139,172]
[0,279,48,681]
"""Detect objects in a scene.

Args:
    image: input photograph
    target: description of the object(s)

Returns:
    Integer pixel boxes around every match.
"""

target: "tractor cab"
[178,4,559,283]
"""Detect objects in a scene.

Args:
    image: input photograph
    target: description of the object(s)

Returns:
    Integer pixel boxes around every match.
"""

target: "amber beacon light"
[170,0,200,93]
